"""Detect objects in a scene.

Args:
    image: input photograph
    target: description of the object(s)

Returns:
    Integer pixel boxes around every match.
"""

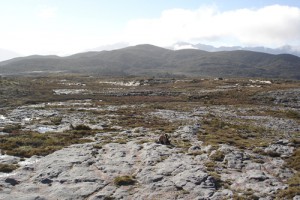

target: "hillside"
[0,44,300,79]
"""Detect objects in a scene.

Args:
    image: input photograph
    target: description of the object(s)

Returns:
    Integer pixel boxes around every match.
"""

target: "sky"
[1,0,300,56]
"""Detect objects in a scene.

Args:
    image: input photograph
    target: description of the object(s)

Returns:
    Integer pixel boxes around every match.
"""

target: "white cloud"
[2,4,300,56]
[121,5,300,48]
[173,44,197,50]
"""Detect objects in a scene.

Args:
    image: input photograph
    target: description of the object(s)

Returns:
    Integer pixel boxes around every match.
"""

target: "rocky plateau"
[0,76,299,200]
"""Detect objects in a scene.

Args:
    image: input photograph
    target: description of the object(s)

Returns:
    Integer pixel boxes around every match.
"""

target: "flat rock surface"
[0,137,294,200]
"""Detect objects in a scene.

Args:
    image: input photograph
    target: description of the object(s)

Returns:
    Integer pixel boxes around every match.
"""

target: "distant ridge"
[0,44,299,79]
[170,42,300,57]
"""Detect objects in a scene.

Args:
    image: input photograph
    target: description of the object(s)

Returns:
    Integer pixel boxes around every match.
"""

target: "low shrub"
[114,175,136,186]
[50,117,63,125]
[0,164,19,173]
[74,124,91,130]
[277,172,300,199]
[285,110,300,119]
[0,131,94,158]
[198,118,272,150]
[2,124,21,133]
[285,148,300,170]
[205,161,216,171]
[210,150,225,161]
[264,150,281,158]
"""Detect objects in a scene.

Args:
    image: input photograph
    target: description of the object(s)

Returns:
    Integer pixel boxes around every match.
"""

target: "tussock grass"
[210,150,225,162]
[205,161,216,171]
[172,139,192,151]
[277,172,300,199]
[73,124,91,130]
[0,164,19,173]
[0,130,94,157]
[285,148,300,171]
[114,175,136,186]
[198,118,272,150]
[2,124,22,133]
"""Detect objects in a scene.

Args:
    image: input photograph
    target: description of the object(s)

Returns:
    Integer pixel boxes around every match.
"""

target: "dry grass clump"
[277,172,300,199]
[264,150,281,157]
[210,150,225,162]
[73,124,91,130]
[0,130,94,157]
[114,175,136,186]
[187,151,204,156]
[50,117,63,125]
[233,192,259,200]
[113,108,172,131]
[285,148,300,171]
[205,161,216,171]
[263,109,300,121]
[113,137,128,144]
[2,124,22,133]
[172,139,192,152]
[0,164,19,173]
[285,110,300,120]
[277,138,300,199]
[93,143,103,149]
[198,118,271,150]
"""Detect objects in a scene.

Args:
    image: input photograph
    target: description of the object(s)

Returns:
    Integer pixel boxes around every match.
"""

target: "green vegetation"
[103,197,115,200]
[50,117,63,125]
[277,172,300,199]
[198,118,271,150]
[113,138,128,144]
[0,130,94,157]
[264,109,300,120]
[285,148,300,171]
[113,108,172,130]
[73,124,91,130]
[93,143,103,149]
[210,150,225,162]
[0,164,19,173]
[187,150,203,156]
[285,110,300,119]
[205,161,216,171]
[264,150,281,157]
[114,175,136,186]
[2,124,22,133]
[172,139,192,152]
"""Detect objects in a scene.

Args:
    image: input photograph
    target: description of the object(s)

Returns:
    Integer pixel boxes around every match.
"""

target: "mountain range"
[170,42,300,57]
[0,44,299,79]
